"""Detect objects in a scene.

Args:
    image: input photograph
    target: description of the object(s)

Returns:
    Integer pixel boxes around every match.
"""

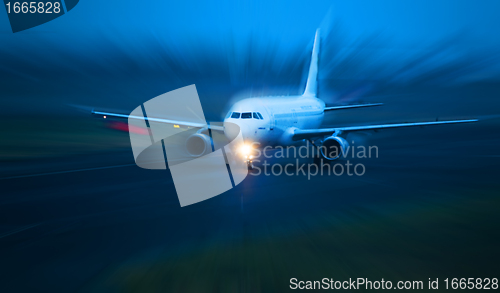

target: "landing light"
[174,124,180,128]
[240,144,252,156]
[103,115,107,119]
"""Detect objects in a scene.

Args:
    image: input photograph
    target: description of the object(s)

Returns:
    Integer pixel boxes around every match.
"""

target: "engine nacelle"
[320,136,349,160]
[279,127,299,146]
[185,133,212,157]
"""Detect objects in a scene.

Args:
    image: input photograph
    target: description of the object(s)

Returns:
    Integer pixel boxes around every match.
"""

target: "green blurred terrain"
[0,118,130,161]
[89,191,500,293]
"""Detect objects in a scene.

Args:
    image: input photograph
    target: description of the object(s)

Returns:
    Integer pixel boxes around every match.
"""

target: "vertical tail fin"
[303,29,320,97]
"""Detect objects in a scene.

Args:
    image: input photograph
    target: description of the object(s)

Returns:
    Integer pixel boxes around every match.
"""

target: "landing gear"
[246,159,254,170]
[313,156,324,165]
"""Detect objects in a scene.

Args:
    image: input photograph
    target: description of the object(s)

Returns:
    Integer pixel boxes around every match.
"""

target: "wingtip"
[454,119,478,123]
[363,103,383,107]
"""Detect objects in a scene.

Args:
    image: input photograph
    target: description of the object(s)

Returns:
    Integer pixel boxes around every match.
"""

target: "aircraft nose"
[224,120,248,141]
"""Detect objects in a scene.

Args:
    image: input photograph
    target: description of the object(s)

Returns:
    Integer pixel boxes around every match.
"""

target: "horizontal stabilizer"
[324,103,383,111]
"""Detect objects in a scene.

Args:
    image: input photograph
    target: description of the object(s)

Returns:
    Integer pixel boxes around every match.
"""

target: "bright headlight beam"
[240,144,252,156]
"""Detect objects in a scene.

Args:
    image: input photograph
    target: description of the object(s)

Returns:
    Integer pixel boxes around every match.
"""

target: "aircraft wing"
[92,110,225,131]
[324,103,383,111]
[292,119,478,141]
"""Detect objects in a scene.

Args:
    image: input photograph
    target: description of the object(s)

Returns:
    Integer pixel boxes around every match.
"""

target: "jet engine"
[185,133,212,157]
[320,136,349,160]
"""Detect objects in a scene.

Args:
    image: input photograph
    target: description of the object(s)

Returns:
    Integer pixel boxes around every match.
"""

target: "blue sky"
[0,0,499,116]
[2,0,499,49]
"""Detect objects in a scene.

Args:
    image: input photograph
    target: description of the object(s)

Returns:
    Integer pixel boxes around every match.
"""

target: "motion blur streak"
[0,1,500,118]
[108,121,149,135]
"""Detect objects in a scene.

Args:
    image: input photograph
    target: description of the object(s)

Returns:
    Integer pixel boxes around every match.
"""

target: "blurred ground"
[0,118,129,161]
[1,1,500,292]
[0,81,499,292]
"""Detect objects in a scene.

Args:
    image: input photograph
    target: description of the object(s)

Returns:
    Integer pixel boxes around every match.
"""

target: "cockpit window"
[231,112,240,119]
[241,112,252,119]
[226,111,232,119]
[252,112,264,120]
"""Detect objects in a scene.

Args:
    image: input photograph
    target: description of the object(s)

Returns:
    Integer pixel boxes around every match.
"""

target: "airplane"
[92,29,477,169]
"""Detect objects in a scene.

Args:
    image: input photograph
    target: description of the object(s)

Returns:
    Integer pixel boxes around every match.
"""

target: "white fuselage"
[223,95,325,147]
